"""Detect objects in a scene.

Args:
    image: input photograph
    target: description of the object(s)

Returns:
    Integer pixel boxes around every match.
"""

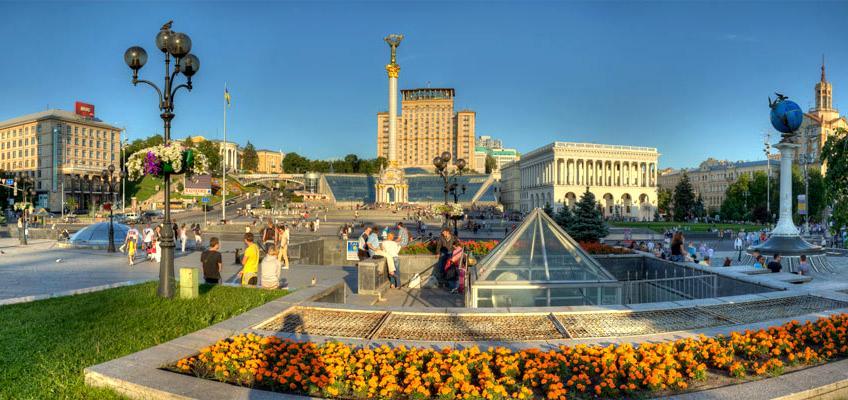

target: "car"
[124,213,141,223]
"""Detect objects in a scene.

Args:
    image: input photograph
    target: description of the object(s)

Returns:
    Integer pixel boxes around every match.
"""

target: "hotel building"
[377,88,476,171]
[0,109,122,211]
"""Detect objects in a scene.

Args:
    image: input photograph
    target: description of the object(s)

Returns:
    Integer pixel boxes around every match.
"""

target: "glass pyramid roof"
[476,208,616,283]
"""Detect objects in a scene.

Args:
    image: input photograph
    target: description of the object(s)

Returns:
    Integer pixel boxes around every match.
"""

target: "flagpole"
[222,83,227,223]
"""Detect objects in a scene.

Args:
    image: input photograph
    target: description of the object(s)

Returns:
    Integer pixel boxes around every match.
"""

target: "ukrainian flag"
[224,86,231,106]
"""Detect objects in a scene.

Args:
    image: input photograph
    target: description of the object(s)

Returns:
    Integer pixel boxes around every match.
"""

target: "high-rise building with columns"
[500,142,660,220]
[377,88,476,171]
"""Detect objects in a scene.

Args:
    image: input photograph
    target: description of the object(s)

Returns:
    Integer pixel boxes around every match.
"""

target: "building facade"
[501,142,660,220]
[797,61,848,169]
[0,109,121,211]
[477,135,503,150]
[475,146,520,173]
[377,88,476,171]
[658,159,772,211]
[256,150,285,174]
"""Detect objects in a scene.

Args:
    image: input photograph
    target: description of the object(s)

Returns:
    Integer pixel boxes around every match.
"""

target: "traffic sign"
[201,197,210,203]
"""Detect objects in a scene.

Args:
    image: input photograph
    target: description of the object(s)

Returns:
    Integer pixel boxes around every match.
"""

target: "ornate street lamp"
[433,152,467,235]
[101,165,117,253]
[124,21,200,298]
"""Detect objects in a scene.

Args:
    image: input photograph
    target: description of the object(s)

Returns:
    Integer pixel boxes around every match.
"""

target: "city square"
[2,2,848,400]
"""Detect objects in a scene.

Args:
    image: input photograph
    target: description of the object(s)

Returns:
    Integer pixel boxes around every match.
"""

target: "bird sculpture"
[161,20,173,31]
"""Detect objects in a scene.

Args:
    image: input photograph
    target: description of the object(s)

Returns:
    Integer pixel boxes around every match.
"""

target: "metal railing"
[622,269,717,304]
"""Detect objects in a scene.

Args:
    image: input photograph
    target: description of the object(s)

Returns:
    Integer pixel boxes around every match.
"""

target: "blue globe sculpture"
[770,99,803,134]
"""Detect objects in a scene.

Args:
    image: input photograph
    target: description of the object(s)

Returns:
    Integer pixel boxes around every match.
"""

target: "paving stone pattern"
[256,295,848,341]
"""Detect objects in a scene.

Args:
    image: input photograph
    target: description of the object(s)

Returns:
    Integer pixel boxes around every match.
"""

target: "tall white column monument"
[375,33,408,204]
[747,94,832,272]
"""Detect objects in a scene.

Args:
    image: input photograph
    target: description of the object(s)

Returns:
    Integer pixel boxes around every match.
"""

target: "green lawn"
[0,282,286,399]
[125,175,163,203]
[609,221,768,233]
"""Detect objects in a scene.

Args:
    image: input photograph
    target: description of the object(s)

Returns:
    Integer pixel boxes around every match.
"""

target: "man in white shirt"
[142,224,154,250]
[381,232,401,288]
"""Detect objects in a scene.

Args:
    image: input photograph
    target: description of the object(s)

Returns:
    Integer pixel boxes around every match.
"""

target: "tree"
[693,194,706,219]
[657,188,672,216]
[125,135,163,157]
[194,140,221,175]
[241,141,258,172]
[554,203,574,231]
[807,168,825,222]
[485,154,497,174]
[672,173,696,221]
[821,128,848,234]
[721,173,751,221]
[542,202,553,217]
[283,152,310,173]
[65,197,78,212]
[561,187,608,242]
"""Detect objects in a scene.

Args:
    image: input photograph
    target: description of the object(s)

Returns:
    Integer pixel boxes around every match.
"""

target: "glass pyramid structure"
[469,208,621,308]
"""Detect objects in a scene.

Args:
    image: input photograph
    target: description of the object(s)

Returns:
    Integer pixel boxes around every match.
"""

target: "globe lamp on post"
[124,21,200,298]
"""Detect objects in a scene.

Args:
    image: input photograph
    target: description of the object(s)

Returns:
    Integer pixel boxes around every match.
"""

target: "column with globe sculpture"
[123,21,200,298]
[747,94,833,272]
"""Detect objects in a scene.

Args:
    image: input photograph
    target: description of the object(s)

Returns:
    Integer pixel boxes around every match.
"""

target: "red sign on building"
[75,102,95,118]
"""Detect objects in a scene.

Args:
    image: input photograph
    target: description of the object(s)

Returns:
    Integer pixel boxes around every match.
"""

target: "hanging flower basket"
[126,144,208,180]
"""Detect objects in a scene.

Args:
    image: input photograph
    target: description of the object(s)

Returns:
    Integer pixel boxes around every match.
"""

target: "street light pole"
[433,151,467,236]
[125,22,200,298]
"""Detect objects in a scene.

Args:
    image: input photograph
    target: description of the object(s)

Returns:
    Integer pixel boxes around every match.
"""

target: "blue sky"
[0,1,846,168]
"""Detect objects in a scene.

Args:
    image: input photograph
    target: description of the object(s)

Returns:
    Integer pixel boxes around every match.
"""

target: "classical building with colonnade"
[500,141,660,220]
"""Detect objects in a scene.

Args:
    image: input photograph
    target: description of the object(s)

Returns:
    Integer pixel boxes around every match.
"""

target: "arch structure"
[233,173,305,187]
[500,141,659,221]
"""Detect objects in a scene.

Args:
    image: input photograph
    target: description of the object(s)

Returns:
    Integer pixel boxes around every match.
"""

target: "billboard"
[797,194,807,215]
[75,101,95,118]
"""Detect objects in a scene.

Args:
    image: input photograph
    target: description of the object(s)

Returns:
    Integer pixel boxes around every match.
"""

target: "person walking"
[200,237,223,284]
[277,224,290,269]
[238,233,260,286]
[124,224,140,266]
[261,219,277,253]
[179,223,188,252]
[193,224,202,250]
[142,224,153,251]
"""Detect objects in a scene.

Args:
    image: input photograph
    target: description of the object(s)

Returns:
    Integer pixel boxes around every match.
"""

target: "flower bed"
[399,240,498,257]
[174,313,848,399]
[579,241,632,255]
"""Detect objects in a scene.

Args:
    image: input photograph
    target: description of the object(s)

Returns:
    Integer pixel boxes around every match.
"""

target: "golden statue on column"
[376,33,408,204]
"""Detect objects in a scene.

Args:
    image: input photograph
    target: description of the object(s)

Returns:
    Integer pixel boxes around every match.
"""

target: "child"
[147,238,157,262]
[260,247,282,289]
[444,242,464,293]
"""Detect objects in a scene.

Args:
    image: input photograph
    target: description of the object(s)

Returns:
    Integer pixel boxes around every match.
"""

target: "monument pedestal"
[376,166,408,204]
[745,141,833,272]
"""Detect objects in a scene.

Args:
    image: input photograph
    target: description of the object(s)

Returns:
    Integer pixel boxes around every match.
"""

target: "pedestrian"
[200,237,222,284]
[753,255,765,269]
[261,219,277,253]
[435,228,459,287]
[444,241,464,293]
[238,232,260,286]
[396,222,409,247]
[124,224,140,266]
[723,257,732,267]
[357,227,372,260]
[260,247,282,289]
[277,224,290,269]
[670,232,685,262]
[700,255,711,267]
[798,254,811,276]
[767,254,782,273]
[381,232,401,288]
[142,224,153,251]
[194,224,203,249]
[180,223,188,252]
